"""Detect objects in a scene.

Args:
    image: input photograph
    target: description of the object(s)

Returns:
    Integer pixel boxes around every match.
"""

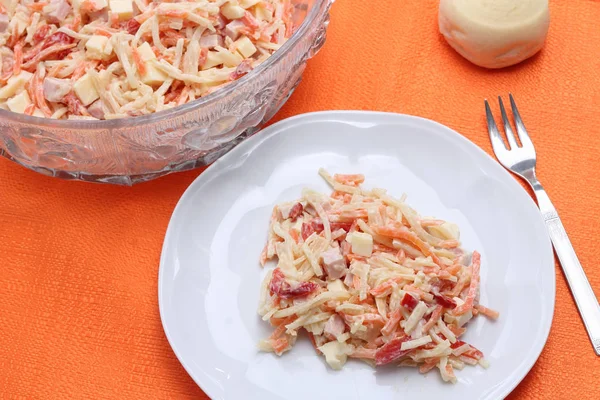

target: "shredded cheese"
[401,335,432,351]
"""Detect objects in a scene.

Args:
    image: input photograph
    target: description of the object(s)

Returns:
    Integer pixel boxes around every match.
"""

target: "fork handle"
[533,183,600,356]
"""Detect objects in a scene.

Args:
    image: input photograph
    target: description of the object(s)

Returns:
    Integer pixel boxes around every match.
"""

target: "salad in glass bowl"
[0,0,332,184]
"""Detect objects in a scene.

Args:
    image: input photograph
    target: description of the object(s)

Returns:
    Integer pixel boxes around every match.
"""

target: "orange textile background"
[1,1,600,398]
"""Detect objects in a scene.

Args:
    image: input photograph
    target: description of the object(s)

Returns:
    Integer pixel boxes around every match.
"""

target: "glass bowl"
[0,0,333,185]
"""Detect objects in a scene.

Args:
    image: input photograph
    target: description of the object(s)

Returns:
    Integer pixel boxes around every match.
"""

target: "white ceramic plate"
[159,111,555,400]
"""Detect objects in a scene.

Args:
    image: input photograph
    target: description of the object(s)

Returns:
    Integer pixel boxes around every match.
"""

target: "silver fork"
[485,94,600,356]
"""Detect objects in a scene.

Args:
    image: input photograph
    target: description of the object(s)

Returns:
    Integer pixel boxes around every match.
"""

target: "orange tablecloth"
[1,1,599,398]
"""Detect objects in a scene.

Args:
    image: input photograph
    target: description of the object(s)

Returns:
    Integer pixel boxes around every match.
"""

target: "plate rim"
[158,110,555,400]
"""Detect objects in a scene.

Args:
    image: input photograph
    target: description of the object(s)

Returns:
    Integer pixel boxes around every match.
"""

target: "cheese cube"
[32,108,45,118]
[219,50,243,67]
[455,309,473,328]
[142,66,168,86]
[7,91,32,114]
[109,0,133,21]
[221,3,245,19]
[141,64,167,86]
[326,279,349,294]
[349,232,373,257]
[202,50,243,70]
[255,4,273,22]
[85,35,109,60]
[137,42,156,61]
[202,51,222,70]
[234,36,257,58]
[317,341,351,371]
[239,0,261,8]
[136,43,167,86]
[73,73,99,106]
[0,71,33,99]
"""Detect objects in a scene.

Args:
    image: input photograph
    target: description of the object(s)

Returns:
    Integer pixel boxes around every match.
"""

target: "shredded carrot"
[176,87,189,106]
[269,315,296,332]
[419,359,438,374]
[70,14,82,31]
[439,239,460,249]
[47,64,63,78]
[289,230,299,244]
[423,305,443,332]
[26,2,48,11]
[373,243,397,254]
[444,263,462,276]
[157,9,188,18]
[373,226,444,267]
[454,252,481,315]
[131,47,147,76]
[282,0,294,37]
[449,272,469,297]
[444,363,456,381]
[404,285,433,301]
[381,309,401,336]
[32,70,53,117]
[22,43,77,70]
[94,28,114,37]
[270,337,289,354]
[331,209,369,220]
[333,173,365,186]
[475,304,499,320]
[13,43,23,76]
[346,253,366,263]
[135,10,156,24]
[7,23,18,48]
[0,73,12,85]
[71,63,87,82]
[370,277,404,297]
[447,324,467,337]
[423,266,439,274]
[241,10,260,31]
[22,42,44,62]
[330,191,346,200]
[79,0,99,13]
[23,103,35,115]
[361,313,386,325]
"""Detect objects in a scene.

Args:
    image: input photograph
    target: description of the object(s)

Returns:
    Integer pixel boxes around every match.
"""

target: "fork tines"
[485,94,535,155]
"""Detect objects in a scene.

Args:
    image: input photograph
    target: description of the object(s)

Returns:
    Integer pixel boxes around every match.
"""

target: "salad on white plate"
[258,169,498,383]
